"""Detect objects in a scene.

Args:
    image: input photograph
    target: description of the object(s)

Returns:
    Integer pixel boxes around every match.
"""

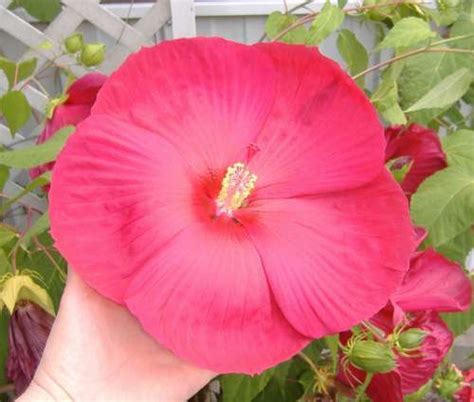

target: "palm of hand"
[31,272,214,401]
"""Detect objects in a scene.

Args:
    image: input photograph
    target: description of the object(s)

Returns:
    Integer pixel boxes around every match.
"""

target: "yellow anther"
[216,162,257,216]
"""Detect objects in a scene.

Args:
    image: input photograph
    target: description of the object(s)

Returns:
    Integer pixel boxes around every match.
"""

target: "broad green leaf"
[405,68,472,112]
[437,226,474,264]
[337,29,368,87]
[0,57,37,90]
[21,211,50,247]
[338,0,348,8]
[371,78,407,125]
[442,278,474,336]
[0,274,55,315]
[411,161,474,249]
[398,51,473,124]
[0,250,11,276]
[0,165,8,191]
[307,2,345,45]
[19,0,61,22]
[0,225,18,247]
[442,129,474,167]
[0,126,74,168]
[265,12,308,44]
[0,310,8,386]
[377,17,436,49]
[0,91,31,134]
[451,20,474,50]
[221,369,276,402]
[0,172,51,214]
[0,58,15,90]
[253,378,285,402]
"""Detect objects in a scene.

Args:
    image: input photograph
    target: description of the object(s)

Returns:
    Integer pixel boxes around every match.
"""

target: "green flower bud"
[397,328,427,350]
[80,43,106,67]
[348,340,396,374]
[64,33,84,54]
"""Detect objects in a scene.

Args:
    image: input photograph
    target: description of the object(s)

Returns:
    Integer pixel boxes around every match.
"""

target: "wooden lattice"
[0,0,197,209]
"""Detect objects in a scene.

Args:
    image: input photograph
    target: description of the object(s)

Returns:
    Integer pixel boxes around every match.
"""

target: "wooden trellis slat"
[0,0,176,207]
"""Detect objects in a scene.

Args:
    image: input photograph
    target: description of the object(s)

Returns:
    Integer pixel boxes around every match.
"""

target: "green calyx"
[346,339,397,374]
[397,328,428,350]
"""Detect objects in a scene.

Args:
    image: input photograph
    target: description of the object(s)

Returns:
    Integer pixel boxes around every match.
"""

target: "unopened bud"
[398,328,427,350]
[80,43,106,67]
[348,339,396,374]
[64,33,84,54]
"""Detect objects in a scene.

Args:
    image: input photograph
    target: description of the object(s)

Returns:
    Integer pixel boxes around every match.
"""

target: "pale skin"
[18,272,215,401]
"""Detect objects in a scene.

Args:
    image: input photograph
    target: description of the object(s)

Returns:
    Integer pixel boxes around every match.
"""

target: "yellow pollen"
[216,162,257,216]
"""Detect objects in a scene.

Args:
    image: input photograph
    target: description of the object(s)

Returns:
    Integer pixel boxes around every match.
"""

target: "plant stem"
[298,351,320,373]
[352,45,474,80]
[355,373,374,401]
[0,384,14,394]
[271,0,428,42]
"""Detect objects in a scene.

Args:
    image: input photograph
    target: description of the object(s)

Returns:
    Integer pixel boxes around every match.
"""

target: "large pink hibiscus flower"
[49,38,414,373]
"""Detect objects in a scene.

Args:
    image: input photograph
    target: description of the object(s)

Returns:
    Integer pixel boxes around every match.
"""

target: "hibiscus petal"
[50,115,197,303]
[398,312,453,394]
[92,38,276,173]
[392,248,472,313]
[125,222,310,374]
[65,72,107,105]
[238,171,414,337]
[246,42,385,198]
[385,124,447,198]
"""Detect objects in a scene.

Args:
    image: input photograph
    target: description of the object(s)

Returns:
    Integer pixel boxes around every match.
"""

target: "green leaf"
[398,51,473,125]
[0,274,55,315]
[411,161,474,250]
[0,125,74,168]
[0,172,51,214]
[0,225,18,247]
[337,29,368,87]
[451,20,474,50]
[371,78,407,125]
[21,211,50,247]
[0,165,8,192]
[338,0,348,8]
[265,12,308,44]
[19,0,61,22]
[0,90,32,135]
[436,226,474,264]
[405,68,472,112]
[307,2,345,45]
[220,369,276,402]
[442,129,474,167]
[0,250,11,277]
[442,278,474,336]
[0,57,37,90]
[377,17,436,49]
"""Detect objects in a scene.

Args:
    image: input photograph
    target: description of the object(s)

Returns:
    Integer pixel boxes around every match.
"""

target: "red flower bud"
[6,301,54,396]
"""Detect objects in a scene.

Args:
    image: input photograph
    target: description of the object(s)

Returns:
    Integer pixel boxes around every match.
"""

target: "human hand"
[18,271,215,401]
